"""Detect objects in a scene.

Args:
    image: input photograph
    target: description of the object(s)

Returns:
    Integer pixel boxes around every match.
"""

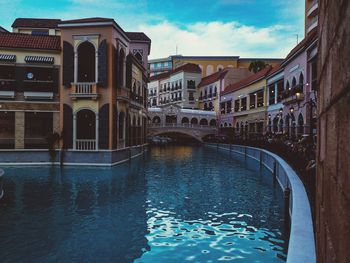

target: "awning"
[24,56,54,64]
[0,54,16,62]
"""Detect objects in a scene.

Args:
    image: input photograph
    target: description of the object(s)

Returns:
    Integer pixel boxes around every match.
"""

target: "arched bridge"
[148,104,218,142]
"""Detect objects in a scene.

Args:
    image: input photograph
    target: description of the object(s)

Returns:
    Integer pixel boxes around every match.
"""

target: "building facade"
[0,33,61,149]
[0,17,151,155]
[148,63,202,109]
[148,56,172,77]
[197,67,253,114]
[220,66,272,137]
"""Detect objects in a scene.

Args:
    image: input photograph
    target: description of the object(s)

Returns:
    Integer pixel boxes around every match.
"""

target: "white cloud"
[138,21,298,59]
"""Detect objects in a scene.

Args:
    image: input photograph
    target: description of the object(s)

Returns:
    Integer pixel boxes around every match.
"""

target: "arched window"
[208,102,213,110]
[224,122,228,127]
[279,118,284,133]
[181,117,189,124]
[286,81,290,90]
[191,118,198,125]
[118,49,125,87]
[152,116,161,124]
[206,65,213,75]
[292,77,297,88]
[209,119,216,126]
[299,72,304,93]
[285,115,290,136]
[77,42,96,82]
[204,103,208,110]
[236,122,239,132]
[298,113,304,135]
[200,119,208,126]
[273,117,279,133]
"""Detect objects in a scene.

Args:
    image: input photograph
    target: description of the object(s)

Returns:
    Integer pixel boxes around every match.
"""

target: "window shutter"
[52,68,59,93]
[99,104,109,149]
[63,41,74,88]
[98,39,107,87]
[63,104,73,149]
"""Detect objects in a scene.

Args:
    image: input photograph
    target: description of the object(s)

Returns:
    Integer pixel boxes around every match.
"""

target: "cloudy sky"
[0,0,305,59]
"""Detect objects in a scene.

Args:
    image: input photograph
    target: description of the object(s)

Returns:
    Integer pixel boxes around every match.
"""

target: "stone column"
[274,83,278,104]
[74,52,78,83]
[95,113,99,151]
[95,51,99,83]
[15,111,25,149]
[73,113,77,150]
[53,112,60,133]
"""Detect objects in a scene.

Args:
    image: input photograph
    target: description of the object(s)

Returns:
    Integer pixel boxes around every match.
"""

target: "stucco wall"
[316,1,350,262]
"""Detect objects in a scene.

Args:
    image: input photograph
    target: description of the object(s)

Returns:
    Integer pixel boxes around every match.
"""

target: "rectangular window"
[226,100,232,113]
[269,85,275,105]
[249,93,256,109]
[234,100,240,112]
[189,91,194,101]
[241,97,247,111]
[277,80,284,102]
[257,90,264,107]
[32,30,49,36]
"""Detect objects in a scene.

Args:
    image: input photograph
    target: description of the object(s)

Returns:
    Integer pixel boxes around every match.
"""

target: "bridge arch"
[181,117,189,124]
[191,118,198,125]
[200,118,208,126]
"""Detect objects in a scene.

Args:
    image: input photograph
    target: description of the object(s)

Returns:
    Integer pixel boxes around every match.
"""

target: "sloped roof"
[12,18,61,29]
[172,63,202,74]
[149,72,171,82]
[0,26,9,33]
[126,32,151,42]
[266,64,283,78]
[0,32,60,51]
[283,28,318,64]
[198,69,228,87]
[222,66,272,95]
[58,17,114,25]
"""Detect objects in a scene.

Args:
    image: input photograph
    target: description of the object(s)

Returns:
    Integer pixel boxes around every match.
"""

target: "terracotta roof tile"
[126,32,151,42]
[0,32,61,51]
[266,64,283,77]
[198,69,228,87]
[172,63,202,74]
[222,66,272,95]
[149,72,171,82]
[12,18,61,29]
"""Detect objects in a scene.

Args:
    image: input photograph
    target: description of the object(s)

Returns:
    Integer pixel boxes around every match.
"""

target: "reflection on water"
[0,146,287,262]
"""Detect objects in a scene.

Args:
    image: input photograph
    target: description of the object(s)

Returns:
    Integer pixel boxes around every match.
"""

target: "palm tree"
[249,61,268,73]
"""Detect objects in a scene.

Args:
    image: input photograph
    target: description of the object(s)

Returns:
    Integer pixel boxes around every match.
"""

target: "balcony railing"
[23,80,56,93]
[0,79,16,91]
[76,139,96,151]
[307,0,318,17]
[70,83,99,100]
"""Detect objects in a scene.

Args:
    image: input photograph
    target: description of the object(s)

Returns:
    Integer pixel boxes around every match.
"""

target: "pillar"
[53,112,60,134]
[95,51,99,83]
[73,113,76,149]
[15,111,24,149]
[74,52,78,83]
[274,83,278,104]
[95,113,99,150]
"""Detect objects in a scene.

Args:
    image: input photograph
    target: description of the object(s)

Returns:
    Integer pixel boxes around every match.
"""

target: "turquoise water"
[0,146,287,262]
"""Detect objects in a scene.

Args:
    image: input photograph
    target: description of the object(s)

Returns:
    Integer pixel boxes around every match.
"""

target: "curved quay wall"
[206,143,316,263]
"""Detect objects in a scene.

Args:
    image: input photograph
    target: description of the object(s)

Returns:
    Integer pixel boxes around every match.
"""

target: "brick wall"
[317,1,350,262]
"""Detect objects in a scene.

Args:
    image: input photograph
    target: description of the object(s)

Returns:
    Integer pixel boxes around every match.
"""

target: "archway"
[191,118,198,125]
[299,73,304,92]
[152,116,161,124]
[166,115,177,124]
[273,116,279,133]
[209,119,216,126]
[285,115,290,136]
[292,77,297,88]
[181,117,189,124]
[208,102,213,111]
[200,118,208,126]
[78,42,95,82]
[76,109,95,139]
[298,113,304,135]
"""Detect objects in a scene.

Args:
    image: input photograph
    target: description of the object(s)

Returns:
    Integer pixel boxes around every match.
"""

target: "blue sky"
[0,0,305,59]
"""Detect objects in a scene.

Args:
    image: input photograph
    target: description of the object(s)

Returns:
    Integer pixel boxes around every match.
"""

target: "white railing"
[149,123,217,130]
[75,139,96,151]
[75,83,94,94]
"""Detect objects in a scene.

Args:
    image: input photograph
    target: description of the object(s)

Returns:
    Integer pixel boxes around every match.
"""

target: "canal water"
[0,146,287,262]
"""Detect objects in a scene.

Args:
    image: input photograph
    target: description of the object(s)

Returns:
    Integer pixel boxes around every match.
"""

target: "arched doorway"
[191,118,198,125]
[182,117,189,124]
[76,109,95,139]
[200,119,208,126]
[273,117,279,133]
[209,119,216,126]
[78,42,96,82]
[298,113,304,135]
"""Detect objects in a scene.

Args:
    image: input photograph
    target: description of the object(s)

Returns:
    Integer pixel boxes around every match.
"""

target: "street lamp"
[290,107,294,114]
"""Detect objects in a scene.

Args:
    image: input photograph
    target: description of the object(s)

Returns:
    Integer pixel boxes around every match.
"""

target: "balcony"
[117,87,129,101]
[0,79,16,91]
[307,15,318,33]
[23,80,56,93]
[70,83,99,100]
[281,86,305,105]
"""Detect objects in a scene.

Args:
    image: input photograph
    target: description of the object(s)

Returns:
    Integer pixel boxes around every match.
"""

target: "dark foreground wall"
[317,1,350,262]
